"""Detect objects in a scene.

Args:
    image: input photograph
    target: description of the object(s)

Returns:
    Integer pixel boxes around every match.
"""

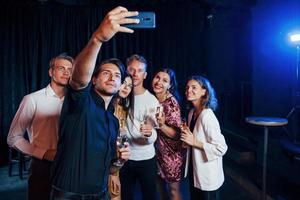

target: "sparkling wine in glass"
[180,117,188,131]
[181,117,188,148]
[113,135,128,167]
[138,109,148,125]
[155,105,163,128]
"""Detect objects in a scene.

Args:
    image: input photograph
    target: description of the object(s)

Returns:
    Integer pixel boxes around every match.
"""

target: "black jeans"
[28,158,52,200]
[120,156,158,200]
[50,186,109,200]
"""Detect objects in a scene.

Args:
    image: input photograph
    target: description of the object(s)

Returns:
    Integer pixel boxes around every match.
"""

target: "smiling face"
[185,79,207,104]
[92,63,122,97]
[49,58,73,86]
[119,76,133,98]
[152,71,171,95]
[127,60,147,87]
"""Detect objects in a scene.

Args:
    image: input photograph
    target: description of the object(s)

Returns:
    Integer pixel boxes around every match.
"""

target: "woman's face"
[119,76,133,98]
[185,79,206,103]
[152,72,171,95]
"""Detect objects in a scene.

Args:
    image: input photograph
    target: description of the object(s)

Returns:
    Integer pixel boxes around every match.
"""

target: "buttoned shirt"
[7,84,63,159]
[51,83,119,194]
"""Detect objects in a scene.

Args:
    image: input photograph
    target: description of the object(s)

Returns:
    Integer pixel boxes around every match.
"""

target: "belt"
[51,186,108,200]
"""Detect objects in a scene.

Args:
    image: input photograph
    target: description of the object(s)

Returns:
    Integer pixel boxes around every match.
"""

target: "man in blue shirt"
[50,6,139,200]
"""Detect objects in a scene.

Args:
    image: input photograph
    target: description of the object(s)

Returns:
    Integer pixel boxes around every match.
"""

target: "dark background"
[0,0,299,181]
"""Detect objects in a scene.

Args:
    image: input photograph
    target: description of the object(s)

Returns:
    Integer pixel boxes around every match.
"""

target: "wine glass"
[137,109,148,125]
[113,134,128,167]
[180,117,188,148]
[154,105,164,128]
[119,117,126,136]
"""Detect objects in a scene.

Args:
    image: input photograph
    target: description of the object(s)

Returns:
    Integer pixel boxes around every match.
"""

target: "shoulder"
[145,90,159,102]
[167,96,179,107]
[23,87,47,103]
[200,108,218,123]
[30,87,47,97]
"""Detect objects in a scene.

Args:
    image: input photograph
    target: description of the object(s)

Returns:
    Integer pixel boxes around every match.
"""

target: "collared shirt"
[7,84,63,159]
[51,83,119,194]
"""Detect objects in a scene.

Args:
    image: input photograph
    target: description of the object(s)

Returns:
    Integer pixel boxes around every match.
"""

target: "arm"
[157,98,181,139]
[7,96,46,159]
[159,123,178,138]
[180,110,227,161]
[70,6,138,90]
[200,110,227,161]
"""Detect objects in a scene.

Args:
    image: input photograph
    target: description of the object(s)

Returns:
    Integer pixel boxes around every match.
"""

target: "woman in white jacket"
[180,75,227,200]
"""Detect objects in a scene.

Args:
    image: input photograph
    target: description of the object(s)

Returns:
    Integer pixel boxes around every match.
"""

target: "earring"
[165,89,169,100]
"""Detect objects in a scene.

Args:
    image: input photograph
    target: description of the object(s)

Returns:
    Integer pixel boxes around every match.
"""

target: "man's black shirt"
[51,83,118,194]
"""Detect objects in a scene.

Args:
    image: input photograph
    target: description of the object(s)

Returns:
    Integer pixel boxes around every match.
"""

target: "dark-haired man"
[7,53,74,200]
[50,6,139,200]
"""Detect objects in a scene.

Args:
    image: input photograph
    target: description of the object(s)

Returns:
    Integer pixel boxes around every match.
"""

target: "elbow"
[69,78,89,90]
[7,135,15,147]
[218,144,228,156]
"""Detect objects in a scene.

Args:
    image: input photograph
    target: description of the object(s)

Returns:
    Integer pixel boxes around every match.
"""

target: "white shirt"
[126,90,159,161]
[184,108,228,191]
[7,84,64,159]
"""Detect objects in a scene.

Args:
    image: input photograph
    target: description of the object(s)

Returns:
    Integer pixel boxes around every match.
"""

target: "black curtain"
[0,2,252,164]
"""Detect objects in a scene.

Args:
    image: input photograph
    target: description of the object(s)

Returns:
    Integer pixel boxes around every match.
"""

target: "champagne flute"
[113,134,128,167]
[180,117,188,131]
[119,117,126,136]
[181,117,188,148]
[137,109,147,125]
[154,105,163,128]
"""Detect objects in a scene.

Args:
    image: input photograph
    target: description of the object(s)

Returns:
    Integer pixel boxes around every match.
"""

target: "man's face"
[49,58,73,86]
[127,60,147,87]
[92,63,122,97]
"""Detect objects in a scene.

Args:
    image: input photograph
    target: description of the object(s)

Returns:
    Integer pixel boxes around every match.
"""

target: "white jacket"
[184,108,227,191]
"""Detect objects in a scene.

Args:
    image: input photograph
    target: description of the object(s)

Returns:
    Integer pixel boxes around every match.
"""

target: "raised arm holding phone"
[50,7,139,200]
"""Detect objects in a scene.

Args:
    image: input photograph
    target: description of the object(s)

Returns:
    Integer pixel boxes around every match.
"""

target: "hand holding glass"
[155,106,164,128]
[113,135,129,167]
[181,117,189,148]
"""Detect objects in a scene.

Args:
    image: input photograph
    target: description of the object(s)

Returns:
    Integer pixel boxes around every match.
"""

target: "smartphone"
[125,12,156,29]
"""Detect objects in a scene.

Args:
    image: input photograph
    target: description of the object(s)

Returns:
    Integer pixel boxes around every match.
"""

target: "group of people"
[7,6,227,200]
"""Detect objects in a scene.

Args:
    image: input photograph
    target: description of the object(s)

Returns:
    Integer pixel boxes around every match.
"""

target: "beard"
[94,86,117,97]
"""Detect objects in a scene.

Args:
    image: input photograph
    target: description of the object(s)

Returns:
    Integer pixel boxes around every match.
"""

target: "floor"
[0,161,254,200]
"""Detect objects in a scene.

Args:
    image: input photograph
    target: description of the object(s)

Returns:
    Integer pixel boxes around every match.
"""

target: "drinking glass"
[137,109,148,125]
[113,134,128,167]
[154,105,164,128]
[181,117,189,148]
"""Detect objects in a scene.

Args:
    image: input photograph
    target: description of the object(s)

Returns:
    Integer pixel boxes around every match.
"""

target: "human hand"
[109,174,121,195]
[118,142,130,161]
[43,149,56,161]
[180,128,194,147]
[140,123,153,137]
[93,6,139,43]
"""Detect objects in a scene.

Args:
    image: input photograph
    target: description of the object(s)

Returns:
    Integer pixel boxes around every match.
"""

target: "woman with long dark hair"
[151,68,186,200]
[109,73,134,200]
